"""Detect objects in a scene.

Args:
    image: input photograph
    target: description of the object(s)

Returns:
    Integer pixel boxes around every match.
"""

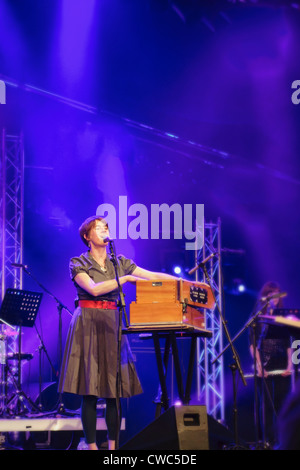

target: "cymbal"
[2,327,18,337]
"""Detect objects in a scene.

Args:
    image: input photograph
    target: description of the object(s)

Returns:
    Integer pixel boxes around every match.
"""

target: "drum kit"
[0,278,74,420]
[0,285,82,450]
[0,289,43,417]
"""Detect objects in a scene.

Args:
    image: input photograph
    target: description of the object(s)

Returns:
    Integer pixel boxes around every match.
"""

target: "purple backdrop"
[1,0,300,442]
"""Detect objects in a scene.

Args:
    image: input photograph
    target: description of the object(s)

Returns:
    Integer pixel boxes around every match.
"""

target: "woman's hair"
[258,281,284,308]
[259,281,280,298]
[79,216,108,246]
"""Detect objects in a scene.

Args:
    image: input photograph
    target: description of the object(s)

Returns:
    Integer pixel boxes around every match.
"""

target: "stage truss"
[0,130,24,372]
[196,219,225,422]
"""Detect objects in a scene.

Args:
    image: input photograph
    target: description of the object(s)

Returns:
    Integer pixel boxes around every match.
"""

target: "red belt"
[78,300,117,310]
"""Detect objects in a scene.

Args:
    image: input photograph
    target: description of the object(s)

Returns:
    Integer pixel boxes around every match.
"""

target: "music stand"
[0,288,43,415]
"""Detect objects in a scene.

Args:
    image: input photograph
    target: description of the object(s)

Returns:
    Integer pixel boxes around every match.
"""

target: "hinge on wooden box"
[182,298,188,313]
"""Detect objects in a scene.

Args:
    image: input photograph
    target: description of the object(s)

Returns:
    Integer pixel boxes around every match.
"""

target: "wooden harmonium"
[130,279,215,329]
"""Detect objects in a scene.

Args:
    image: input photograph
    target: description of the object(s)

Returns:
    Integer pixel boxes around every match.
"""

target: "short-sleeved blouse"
[69,251,137,302]
[58,251,142,398]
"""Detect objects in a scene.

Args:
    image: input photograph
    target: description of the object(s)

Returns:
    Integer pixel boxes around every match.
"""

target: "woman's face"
[86,220,109,247]
[268,290,280,309]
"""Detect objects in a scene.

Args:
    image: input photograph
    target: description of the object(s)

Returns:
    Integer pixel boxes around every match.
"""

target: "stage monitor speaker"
[206,414,237,450]
[120,405,209,450]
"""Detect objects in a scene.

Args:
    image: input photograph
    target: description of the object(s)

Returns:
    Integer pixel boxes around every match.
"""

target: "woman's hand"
[125,275,140,283]
[131,266,177,280]
[256,363,268,378]
[257,369,269,378]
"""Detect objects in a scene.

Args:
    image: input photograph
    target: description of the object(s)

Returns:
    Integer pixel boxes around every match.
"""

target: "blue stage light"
[237,283,246,293]
[173,266,182,275]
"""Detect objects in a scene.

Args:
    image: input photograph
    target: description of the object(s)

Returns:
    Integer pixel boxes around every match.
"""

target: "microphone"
[188,252,218,275]
[11,263,28,269]
[200,252,218,265]
[261,292,287,302]
[102,236,113,243]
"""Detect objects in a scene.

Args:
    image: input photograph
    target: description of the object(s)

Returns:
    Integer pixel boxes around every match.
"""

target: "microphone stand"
[34,323,57,412]
[17,264,74,415]
[190,252,247,449]
[255,302,279,449]
[106,240,129,449]
[214,300,270,448]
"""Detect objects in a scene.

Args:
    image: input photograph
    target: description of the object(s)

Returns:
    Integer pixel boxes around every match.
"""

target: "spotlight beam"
[1,73,299,186]
[225,0,300,8]
[0,73,231,165]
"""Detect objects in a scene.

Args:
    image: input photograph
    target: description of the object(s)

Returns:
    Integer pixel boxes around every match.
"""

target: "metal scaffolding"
[0,129,24,348]
[196,219,225,422]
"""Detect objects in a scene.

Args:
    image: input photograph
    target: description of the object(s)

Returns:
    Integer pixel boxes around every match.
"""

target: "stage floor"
[0,415,126,450]
[0,416,125,432]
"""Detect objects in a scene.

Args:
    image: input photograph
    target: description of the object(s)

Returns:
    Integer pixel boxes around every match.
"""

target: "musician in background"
[249,281,293,447]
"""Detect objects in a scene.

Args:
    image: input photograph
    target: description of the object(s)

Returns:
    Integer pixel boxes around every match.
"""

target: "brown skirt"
[58,307,143,398]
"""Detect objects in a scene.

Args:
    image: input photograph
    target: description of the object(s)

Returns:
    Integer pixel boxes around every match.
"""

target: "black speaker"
[120,405,209,450]
[206,414,237,450]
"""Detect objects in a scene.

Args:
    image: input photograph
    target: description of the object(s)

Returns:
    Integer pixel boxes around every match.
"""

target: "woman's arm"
[74,272,138,297]
[250,344,268,377]
[282,348,293,376]
[74,265,176,297]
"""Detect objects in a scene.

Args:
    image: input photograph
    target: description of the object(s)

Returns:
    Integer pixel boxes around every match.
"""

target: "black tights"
[81,395,122,444]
